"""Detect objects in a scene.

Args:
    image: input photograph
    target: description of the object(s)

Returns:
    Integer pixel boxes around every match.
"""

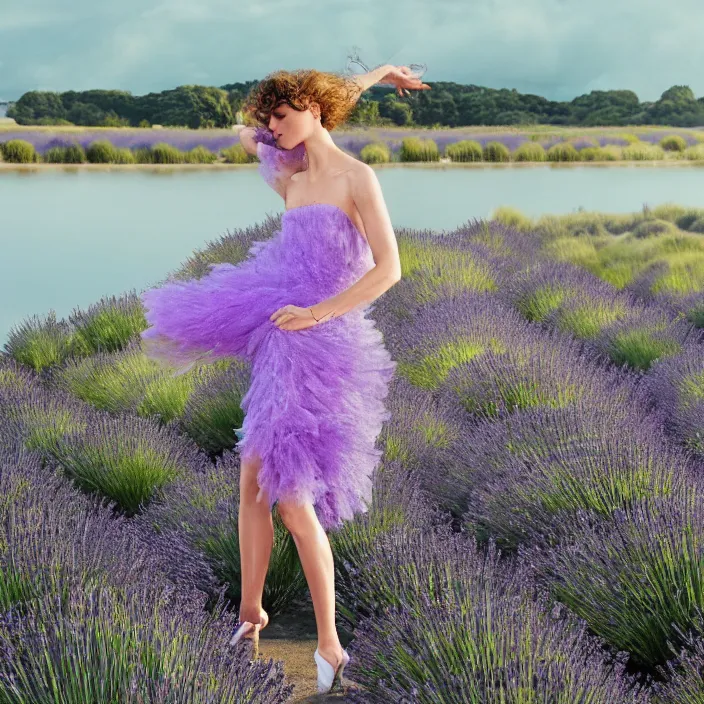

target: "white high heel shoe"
[314,647,350,694]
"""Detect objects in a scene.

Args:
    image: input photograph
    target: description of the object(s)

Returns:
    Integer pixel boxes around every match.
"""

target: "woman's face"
[268,100,319,149]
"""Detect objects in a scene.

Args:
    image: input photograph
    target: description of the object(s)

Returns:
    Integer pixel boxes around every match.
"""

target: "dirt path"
[246,598,369,702]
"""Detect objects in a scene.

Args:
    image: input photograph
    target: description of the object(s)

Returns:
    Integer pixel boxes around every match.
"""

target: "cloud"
[1,0,703,102]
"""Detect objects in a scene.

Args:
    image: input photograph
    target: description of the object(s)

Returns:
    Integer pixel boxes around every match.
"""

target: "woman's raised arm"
[238,126,258,156]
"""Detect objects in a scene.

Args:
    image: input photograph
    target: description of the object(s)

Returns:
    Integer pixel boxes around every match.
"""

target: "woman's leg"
[238,452,274,624]
[275,499,344,669]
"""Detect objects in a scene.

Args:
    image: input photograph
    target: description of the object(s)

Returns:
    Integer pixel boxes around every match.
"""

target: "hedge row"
[3,136,704,166]
[0,139,250,164]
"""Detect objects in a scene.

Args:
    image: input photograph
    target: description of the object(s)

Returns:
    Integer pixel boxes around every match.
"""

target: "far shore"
[2,159,704,171]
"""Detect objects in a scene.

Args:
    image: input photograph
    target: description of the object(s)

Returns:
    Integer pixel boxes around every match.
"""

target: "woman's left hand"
[379,66,431,97]
[270,304,319,331]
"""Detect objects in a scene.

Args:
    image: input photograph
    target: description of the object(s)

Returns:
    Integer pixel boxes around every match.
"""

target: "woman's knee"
[239,453,263,500]
[276,499,316,535]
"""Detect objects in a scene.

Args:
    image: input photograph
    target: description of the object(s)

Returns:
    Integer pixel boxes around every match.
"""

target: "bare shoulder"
[346,159,382,204]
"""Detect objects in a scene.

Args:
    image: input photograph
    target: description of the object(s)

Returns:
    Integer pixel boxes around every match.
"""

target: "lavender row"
[2,125,703,159]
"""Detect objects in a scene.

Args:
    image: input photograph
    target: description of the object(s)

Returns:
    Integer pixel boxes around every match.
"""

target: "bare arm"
[238,126,258,155]
[310,165,401,323]
[346,64,393,105]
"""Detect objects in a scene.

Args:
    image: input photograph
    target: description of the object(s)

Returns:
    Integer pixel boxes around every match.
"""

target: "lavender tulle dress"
[139,126,397,530]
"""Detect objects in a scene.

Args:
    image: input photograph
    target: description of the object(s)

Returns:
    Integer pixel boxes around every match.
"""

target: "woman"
[139,63,430,693]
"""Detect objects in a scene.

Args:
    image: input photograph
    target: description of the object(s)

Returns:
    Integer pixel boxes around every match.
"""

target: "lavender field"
[2,202,704,700]
[2,124,704,164]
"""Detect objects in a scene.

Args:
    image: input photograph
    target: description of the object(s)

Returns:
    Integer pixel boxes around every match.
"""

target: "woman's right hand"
[378,66,431,97]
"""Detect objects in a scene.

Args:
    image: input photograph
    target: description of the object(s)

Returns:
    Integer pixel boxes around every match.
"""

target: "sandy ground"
[240,596,369,702]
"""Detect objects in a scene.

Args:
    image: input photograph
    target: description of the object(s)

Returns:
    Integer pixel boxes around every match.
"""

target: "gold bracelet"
[309,307,320,322]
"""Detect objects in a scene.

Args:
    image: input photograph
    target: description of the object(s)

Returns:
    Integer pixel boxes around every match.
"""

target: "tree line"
[7,81,704,129]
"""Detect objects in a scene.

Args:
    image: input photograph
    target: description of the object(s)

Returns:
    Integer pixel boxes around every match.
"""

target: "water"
[2,163,704,346]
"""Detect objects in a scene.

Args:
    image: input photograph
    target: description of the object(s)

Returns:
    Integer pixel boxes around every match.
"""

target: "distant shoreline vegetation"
[4,82,704,129]
[1,126,704,165]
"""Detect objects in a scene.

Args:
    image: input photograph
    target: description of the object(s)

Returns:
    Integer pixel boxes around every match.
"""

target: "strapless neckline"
[283,203,368,245]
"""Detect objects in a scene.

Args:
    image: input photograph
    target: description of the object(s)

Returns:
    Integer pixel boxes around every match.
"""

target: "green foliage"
[360,141,391,164]
[1,139,38,163]
[491,206,534,230]
[10,86,234,128]
[482,141,510,162]
[114,147,136,164]
[512,142,546,162]
[660,134,688,152]
[632,219,678,239]
[547,142,580,162]
[684,144,704,160]
[398,137,439,162]
[184,145,217,164]
[9,80,704,128]
[150,142,186,164]
[614,132,641,144]
[4,310,75,372]
[133,147,154,164]
[607,329,682,372]
[579,146,624,161]
[445,139,483,162]
[86,140,119,163]
[622,143,666,160]
[43,144,87,163]
[220,144,250,164]
[378,94,413,126]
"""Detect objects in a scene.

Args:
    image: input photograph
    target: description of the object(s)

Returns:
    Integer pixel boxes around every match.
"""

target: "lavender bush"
[652,612,704,702]
[643,341,704,459]
[0,580,292,703]
[462,397,688,551]
[344,528,649,703]
[531,485,704,671]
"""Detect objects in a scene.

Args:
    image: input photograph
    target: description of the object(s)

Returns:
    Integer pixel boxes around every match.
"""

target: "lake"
[2,162,704,347]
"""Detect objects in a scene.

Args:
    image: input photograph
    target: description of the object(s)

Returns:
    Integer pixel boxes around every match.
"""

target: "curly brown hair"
[241,69,361,131]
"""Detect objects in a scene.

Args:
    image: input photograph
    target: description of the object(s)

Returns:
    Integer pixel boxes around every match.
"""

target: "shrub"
[185,145,217,164]
[537,490,704,671]
[150,142,186,164]
[360,141,391,164]
[86,140,119,163]
[220,144,250,164]
[660,135,688,152]
[512,142,546,162]
[632,219,678,238]
[114,147,136,164]
[622,143,666,161]
[43,144,87,164]
[482,141,510,162]
[445,139,483,162]
[547,142,579,162]
[614,132,641,144]
[133,147,154,164]
[688,217,704,234]
[491,206,533,229]
[0,581,291,702]
[599,145,623,160]
[684,144,704,161]
[1,139,38,163]
[579,147,601,161]
[399,137,439,162]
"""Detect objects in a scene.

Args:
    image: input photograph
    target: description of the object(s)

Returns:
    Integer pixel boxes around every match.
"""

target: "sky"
[1,0,703,104]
